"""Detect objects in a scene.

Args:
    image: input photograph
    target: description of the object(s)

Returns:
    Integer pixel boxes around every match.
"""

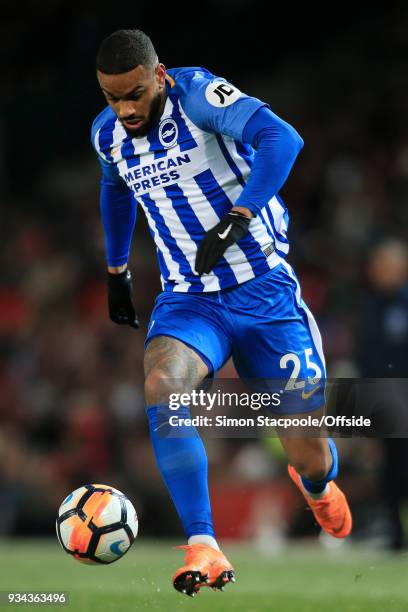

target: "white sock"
[188,535,220,551]
[303,483,329,499]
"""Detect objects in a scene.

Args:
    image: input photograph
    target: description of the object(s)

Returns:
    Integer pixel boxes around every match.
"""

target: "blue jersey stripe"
[264,204,289,244]
[157,249,171,282]
[143,216,171,281]
[121,139,141,168]
[140,193,205,292]
[258,211,275,242]
[168,91,198,153]
[164,183,238,289]
[147,131,168,160]
[194,168,231,217]
[216,134,246,189]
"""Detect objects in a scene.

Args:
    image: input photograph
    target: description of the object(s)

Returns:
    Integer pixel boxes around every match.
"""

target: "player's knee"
[144,368,185,405]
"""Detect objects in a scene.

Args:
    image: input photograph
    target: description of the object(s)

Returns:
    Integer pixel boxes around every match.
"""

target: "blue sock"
[146,404,214,538]
[301,438,339,494]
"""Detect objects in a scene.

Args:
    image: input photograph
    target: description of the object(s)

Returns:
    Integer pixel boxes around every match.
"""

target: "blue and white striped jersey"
[91,67,291,293]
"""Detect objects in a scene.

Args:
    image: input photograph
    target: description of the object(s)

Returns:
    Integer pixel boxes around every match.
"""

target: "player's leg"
[278,422,332,482]
[144,293,234,595]
[278,428,351,537]
[228,262,352,538]
[144,335,215,547]
[145,335,209,401]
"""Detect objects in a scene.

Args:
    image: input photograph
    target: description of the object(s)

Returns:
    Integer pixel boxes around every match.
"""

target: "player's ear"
[155,63,166,90]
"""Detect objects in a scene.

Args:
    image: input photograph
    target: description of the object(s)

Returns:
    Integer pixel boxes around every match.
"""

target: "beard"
[122,91,164,138]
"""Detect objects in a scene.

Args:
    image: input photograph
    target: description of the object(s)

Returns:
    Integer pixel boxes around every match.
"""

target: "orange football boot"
[172,544,235,597]
[288,464,352,538]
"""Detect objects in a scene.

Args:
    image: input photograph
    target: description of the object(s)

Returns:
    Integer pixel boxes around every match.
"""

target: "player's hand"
[195,211,251,275]
[107,268,139,328]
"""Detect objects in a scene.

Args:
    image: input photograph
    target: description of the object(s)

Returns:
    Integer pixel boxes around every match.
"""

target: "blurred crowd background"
[1,1,408,551]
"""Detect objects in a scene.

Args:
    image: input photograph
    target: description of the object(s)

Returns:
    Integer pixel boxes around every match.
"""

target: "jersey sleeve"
[91,119,137,267]
[234,106,304,216]
[176,69,268,141]
[91,116,127,188]
[99,182,137,267]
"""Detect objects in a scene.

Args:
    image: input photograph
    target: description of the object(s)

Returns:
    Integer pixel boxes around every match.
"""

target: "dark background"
[3,1,406,193]
[2,1,408,549]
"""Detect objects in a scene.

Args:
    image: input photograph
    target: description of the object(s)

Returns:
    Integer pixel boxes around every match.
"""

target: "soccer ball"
[56,484,138,564]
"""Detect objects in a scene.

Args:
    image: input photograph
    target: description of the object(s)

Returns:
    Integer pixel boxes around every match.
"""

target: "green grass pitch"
[0,539,407,611]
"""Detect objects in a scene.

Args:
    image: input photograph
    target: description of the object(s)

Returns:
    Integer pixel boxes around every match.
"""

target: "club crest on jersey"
[159,118,178,148]
[205,81,242,107]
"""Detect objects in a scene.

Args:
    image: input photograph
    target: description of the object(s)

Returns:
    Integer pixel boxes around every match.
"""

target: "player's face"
[97,63,167,137]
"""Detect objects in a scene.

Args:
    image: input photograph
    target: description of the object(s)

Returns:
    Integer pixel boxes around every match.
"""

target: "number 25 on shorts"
[280,348,323,392]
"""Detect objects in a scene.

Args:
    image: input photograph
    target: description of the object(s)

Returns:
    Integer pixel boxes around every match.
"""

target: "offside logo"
[159,118,178,148]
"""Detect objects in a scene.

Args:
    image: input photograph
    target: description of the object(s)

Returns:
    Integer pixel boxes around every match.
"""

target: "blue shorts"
[145,262,326,414]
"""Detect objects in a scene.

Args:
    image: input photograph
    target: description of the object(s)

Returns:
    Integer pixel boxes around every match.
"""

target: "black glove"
[107,269,139,328]
[195,211,251,275]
